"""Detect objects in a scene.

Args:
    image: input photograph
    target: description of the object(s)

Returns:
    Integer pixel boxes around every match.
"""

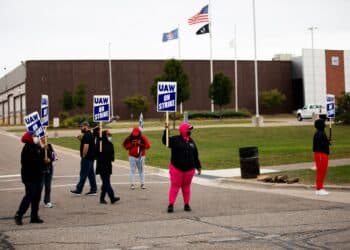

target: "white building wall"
[344,50,350,93]
[302,49,327,105]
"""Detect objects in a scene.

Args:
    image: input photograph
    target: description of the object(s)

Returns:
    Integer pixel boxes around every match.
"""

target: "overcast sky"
[1,0,350,77]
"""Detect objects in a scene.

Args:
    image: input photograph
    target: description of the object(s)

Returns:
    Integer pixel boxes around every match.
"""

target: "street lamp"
[308,26,318,104]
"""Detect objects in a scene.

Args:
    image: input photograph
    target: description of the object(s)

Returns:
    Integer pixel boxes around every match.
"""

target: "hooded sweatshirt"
[123,128,150,157]
[313,119,330,155]
[20,132,45,183]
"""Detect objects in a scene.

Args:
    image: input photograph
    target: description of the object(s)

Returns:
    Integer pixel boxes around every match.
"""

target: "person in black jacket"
[96,130,120,204]
[162,122,201,213]
[14,131,46,225]
[313,119,331,195]
[41,139,57,208]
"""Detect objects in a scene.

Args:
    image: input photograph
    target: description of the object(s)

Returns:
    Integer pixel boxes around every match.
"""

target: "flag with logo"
[162,28,179,42]
[196,23,209,35]
[188,4,209,25]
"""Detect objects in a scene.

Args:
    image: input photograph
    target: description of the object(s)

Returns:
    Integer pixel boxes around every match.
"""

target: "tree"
[123,95,149,119]
[208,73,233,112]
[335,92,350,124]
[150,59,191,110]
[261,89,286,110]
[73,81,86,109]
[61,89,74,111]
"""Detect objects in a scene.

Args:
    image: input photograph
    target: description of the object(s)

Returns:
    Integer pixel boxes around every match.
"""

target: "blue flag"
[162,28,178,42]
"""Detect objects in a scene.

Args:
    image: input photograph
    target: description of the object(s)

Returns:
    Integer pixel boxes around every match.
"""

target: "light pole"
[308,27,318,105]
[252,0,260,126]
[108,43,114,120]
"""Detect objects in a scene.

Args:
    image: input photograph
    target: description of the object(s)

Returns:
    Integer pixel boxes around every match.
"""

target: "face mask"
[107,136,112,142]
[187,131,191,136]
[33,137,40,144]
[81,128,85,133]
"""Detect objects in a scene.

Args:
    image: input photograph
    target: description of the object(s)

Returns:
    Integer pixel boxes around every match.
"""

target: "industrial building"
[0,56,330,125]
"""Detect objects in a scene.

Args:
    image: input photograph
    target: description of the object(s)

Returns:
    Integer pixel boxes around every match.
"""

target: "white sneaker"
[316,189,329,196]
[44,202,53,208]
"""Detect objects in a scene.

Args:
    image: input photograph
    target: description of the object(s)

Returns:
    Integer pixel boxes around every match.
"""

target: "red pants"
[314,152,329,190]
[168,165,195,205]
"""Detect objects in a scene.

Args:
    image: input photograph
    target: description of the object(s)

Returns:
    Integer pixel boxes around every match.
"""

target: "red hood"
[131,127,141,137]
[21,131,33,144]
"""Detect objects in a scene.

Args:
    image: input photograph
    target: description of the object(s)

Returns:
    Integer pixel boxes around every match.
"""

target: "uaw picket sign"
[24,111,45,137]
[326,94,335,119]
[93,95,110,122]
[157,81,177,112]
[41,94,49,127]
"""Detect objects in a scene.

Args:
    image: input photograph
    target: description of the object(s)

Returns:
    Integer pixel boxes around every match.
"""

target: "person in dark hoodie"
[313,119,331,196]
[162,122,202,213]
[15,131,46,225]
[96,130,120,204]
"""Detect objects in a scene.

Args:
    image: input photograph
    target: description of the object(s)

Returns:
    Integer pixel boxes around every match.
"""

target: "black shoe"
[14,214,22,225]
[111,197,120,204]
[167,204,174,213]
[70,190,81,195]
[100,199,107,204]
[85,191,97,196]
[30,217,44,223]
[184,204,192,212]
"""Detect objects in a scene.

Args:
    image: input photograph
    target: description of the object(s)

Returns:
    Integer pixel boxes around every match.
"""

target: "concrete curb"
[220,177,350,191]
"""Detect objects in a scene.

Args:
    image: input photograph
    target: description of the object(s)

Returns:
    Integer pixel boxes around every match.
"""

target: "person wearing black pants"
[96,130,120,204]
[15,131,46,225]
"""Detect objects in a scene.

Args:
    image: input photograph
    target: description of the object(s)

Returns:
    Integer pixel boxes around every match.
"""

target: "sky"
[1,0,350,77]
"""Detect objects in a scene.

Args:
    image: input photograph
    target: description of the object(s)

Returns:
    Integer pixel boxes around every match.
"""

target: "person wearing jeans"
[313,119,331,195]
[162,122,202,213]
[42,143,57,208]
[123,127,150,189]
[71,121,97,195]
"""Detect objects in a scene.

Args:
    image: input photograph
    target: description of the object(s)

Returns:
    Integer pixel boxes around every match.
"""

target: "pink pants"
[314,152,329,190]
[168,165,195,205]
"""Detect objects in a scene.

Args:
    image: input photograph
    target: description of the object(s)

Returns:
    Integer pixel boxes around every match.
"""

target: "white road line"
[0,181,169,192]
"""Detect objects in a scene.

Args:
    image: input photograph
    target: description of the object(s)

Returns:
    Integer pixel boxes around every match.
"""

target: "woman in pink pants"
[162,122,202,213]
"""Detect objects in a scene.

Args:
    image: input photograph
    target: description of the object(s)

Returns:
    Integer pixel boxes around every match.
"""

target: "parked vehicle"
[296,104,326,121]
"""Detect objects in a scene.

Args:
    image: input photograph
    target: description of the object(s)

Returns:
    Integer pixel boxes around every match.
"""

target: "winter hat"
[179,122,193,136]
[131,127,141,137]
[21,131,34,144]
[314,119,325,131]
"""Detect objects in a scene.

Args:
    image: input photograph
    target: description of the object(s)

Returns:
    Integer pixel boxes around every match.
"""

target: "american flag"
[188,4,209,25]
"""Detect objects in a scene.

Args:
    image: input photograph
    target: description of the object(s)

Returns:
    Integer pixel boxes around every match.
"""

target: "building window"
[331,56,339,66]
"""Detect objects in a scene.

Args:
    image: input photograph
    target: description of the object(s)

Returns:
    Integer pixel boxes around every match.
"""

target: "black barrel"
[239,147,260,178]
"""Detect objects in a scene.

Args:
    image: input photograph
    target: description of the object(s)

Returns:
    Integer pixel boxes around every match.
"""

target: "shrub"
[335,92,350,124]
[187,109,251,119]
[261,89,286,110]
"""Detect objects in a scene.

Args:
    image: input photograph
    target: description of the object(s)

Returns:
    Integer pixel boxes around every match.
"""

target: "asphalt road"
[0,131,349,250]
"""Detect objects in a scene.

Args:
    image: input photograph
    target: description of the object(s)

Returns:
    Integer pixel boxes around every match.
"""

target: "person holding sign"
[96,130,120,204]
[162,122,202,213]
[70,121,97,195]
[313,119,332,195]
[123,128,150,189]
[14,131,46,225]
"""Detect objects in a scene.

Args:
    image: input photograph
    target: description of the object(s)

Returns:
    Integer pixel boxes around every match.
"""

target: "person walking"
[41,139,57,208]
[313,119,331,195]
[70,121,97,195]
[96,130,120,204]
[162,122,201,213]
[14,131,46,225]
[123,127,150,189]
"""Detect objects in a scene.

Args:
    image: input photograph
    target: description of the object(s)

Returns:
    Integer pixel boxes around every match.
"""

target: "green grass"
[49,125,350,170]
[271,165,350,185]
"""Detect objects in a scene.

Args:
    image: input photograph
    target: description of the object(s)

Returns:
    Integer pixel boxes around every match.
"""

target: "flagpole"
[178,24,183,114]
[234,24,238,112]
[209,0,214,112]
[252,0,260,126]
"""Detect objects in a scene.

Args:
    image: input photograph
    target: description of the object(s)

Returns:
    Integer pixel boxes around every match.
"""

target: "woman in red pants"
[313,119,331,195]
[162,122,201,213]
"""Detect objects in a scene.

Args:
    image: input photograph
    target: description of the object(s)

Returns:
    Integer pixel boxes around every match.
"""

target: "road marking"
[0,181,169,192]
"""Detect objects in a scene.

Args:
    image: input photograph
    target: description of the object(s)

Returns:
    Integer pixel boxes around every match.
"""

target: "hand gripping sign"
[24,111,45,138]
[41,94,49,127]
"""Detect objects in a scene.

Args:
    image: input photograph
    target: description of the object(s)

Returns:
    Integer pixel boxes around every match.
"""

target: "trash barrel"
[239,147,260,178]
